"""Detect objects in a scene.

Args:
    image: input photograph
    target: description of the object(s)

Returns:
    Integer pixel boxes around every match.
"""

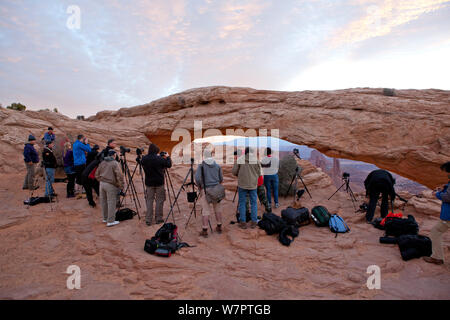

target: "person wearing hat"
[23,134,40,190]
[42,140,57,197]
[43,127,55,144]
[95,150,124,227]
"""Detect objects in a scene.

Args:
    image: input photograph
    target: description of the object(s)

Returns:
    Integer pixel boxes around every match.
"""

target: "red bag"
[88,167,97,180]
[380,212,403,226]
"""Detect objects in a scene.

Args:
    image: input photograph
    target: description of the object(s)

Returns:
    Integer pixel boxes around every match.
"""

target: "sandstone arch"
[89,86,450,189]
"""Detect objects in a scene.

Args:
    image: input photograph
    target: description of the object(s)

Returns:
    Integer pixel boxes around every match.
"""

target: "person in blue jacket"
[424,162,450,265]
[73,134,91,186]
[23,134,40,190]
[43,127,55,144]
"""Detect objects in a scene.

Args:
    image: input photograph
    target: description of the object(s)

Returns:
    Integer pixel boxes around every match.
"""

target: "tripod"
[286,166,313,199]
[328,175,358,211]
[164,168,182,219]
[119,153,141,219]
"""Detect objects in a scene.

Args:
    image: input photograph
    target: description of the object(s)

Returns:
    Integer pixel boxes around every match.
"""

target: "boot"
[199,229,208,238]
[249,221,258,229]
[216,224,223,233]
[239,222,247,229]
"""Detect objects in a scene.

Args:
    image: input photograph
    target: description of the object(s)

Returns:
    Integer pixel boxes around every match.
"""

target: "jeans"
[45,168,55,196]
[238,188,257,222]
[264,174,279,205]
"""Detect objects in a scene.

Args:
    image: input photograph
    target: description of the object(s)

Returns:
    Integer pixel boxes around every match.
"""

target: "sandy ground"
[0,164,449,300]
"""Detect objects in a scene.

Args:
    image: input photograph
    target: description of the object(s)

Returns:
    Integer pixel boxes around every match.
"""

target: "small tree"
[7,102,27,111]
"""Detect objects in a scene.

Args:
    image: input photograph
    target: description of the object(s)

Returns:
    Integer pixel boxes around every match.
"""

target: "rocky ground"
[0,160,448,300]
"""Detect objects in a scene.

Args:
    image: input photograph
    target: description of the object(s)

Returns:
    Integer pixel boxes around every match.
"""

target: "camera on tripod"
[136,147,144,156]
[342,172,350,180]
[120,146,131,155]
[293,148,302,160]
[159,151,168,157]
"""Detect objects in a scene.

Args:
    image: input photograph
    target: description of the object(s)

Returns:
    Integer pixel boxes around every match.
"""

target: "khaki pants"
[200,192,222,228]
[430,219,449,261]
[23,163,36,189]
[146,185,166,224]
[99,181,119,223]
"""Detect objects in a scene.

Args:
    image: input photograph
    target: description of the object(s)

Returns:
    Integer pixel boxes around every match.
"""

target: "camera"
[293,148,301,159]
[119,190,125,197]
[120,146,130,155]
[343,172,350,179]
[359,203,368,212]
[136,147,144,156]
[159,151,168,157]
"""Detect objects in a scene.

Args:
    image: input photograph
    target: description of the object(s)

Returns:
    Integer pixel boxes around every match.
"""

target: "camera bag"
[397,234,432,261]
[281,207,310,227]
[311,206,331,227]
[115,208,136,221]
[384,215,418,237]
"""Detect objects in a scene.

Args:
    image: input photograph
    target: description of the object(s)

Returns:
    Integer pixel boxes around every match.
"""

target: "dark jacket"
[23,143,39,163]
[63,150,73,167]
[42,147,57,168]
[86,150,99,166]
[364,169,396,199]
[141,153,172,187]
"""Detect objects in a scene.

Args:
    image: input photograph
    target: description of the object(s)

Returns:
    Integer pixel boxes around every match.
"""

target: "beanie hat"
[28,134,36,141]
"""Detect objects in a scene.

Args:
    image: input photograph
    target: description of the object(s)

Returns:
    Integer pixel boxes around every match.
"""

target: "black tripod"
[164,158,198,225]
[328,173,358,211]
[286,166,313,199]
[119,152,141,219]
[163,168,182,220]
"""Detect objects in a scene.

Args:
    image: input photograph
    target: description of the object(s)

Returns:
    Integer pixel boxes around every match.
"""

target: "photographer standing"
[232,147,262,229]
[424,162,450,265]
[95,150,124,227]
[42,140,57,197]
[23,134,40,190]
[141,144,172,226]
[364,169,396,223]
[73,134,91,186]
[261,147,280,209]
[195,148,225,237]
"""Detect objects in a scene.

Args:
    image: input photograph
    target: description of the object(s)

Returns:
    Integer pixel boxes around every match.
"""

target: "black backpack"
[257,213,287,235]
[311,206,331,227]
[279,225,300,246]
[384,215,419,237]
[144,223,190,257]
[397,234,432,261]
[23,196,52,206]
[115,208,136,221]
[281,207,310,227]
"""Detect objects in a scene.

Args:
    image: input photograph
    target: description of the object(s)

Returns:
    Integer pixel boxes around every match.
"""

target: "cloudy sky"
[1,0,449,118]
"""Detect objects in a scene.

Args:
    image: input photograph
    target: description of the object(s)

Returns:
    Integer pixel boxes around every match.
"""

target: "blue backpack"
[329,214,350,237]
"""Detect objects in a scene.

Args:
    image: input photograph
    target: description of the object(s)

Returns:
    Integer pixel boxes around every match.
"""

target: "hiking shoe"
[275,203,279,208]
[423,257,444,265]
[156,219,164,224]
[102,219,107,223]
[146,221,152,226]
[249,221,258,229]
[239,222,247,229]
[199,229,208,238]
[266,206,272,213]
[89,202,96,208]
[107,221,120,227]
[216,225,223,233]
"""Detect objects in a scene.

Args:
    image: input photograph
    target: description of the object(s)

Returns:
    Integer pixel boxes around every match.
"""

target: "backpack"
[311,206,331,227]
[144,223,191,257]
[384,215,418,237]
[278,225,300,246]
[281,207,310,227]
[257,213,287,235]
[115,208,137,221]
[23,196,52,206]
[329,214,350,237]
[397,234,432,261]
